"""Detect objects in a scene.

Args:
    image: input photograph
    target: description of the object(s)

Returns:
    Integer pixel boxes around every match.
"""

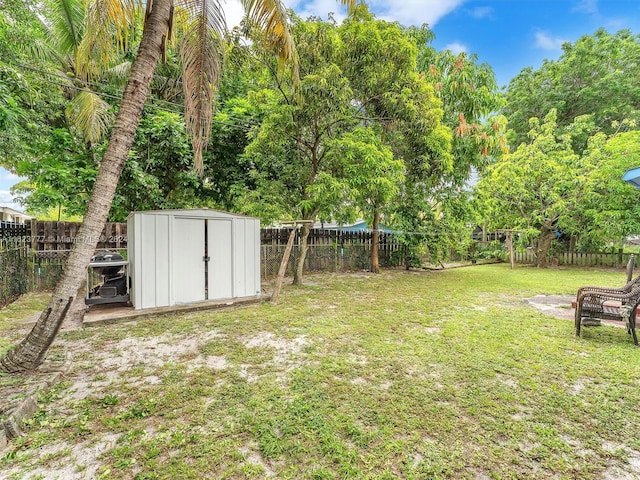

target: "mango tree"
[474,110,578,267]
[327,127,403,273]
[504,29,640,151]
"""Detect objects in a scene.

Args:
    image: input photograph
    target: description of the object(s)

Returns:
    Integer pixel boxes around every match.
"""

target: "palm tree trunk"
[0,0,172,373]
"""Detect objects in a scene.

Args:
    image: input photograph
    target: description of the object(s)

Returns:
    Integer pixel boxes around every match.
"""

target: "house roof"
[0,206,34,219]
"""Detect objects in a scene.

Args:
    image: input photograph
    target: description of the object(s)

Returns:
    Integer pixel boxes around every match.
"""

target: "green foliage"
[111,110,204,220]
[474,110,578,266]
[326,127,403,222]
[504,29,640,151]
[0,246,29,310]
[12,128,98,217]
[572,130,640,249]
[236,17,359,224]
[419,44,508,184]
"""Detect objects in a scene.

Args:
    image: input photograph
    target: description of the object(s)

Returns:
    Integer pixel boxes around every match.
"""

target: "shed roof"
[126,208,258,220]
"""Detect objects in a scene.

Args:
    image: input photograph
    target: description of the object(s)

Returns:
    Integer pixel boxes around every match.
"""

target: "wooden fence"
[29,221,127,253]
[3,220,639,269]
[513,250,636,268]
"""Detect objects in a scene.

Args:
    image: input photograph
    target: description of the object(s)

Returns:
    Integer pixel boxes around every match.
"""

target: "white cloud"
[0,190,17,204]
[572,0,598,15]
[468,6,493,20]
[223,0,352,29]
[287,0,351,23]
[221,0,468,30]
[283,0,465,27]
[0,170,20,182]
[444,41,467,55]
[534,31,568,51]
[0,189,25,212]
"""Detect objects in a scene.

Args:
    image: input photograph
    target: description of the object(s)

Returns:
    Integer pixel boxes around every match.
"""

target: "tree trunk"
[61,290,87,331]
[293,223,311,286]
[535,227,555,269]
[0,0,172,373]
[371,210,380,274]
[271,226,297,304]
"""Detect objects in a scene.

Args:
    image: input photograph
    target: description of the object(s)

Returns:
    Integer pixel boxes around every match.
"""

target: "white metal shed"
[127,209,261,310]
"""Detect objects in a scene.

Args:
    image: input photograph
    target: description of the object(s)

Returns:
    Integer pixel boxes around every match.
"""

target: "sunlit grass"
[2,264,640,479]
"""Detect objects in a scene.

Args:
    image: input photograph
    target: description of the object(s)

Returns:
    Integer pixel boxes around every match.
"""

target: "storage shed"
[127,209,261,310]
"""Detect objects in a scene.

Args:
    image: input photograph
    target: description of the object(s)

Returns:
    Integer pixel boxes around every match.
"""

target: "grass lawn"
[2,263,640,479]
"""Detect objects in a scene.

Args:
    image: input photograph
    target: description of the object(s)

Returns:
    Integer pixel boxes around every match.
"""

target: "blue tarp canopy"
[622,167,640,189]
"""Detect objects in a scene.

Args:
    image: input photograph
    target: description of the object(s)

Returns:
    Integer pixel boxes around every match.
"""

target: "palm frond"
[77,0,142,80]
[240,0,297,75]
[175,0,226,175]
[104,60,132,83]
[66,90,113,144]
[48,0,85,54]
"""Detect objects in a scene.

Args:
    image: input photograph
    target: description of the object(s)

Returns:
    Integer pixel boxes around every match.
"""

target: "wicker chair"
[575,284,640,345]
[575,254,637,298]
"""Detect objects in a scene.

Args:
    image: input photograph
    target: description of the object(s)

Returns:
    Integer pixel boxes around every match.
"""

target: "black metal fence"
[0,242,30,308]
[0,221,30,240]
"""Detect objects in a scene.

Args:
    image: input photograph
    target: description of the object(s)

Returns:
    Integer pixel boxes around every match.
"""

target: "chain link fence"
[261,244,394,280]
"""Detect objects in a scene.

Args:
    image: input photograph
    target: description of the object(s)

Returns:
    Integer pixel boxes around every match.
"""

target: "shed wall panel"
[154,215,170,306]
[128,216,137,307]
[208,219,233,299]
[249,219,261,296]
[232,218,245,297]
[128,209,260,310]
[172,217,205,304]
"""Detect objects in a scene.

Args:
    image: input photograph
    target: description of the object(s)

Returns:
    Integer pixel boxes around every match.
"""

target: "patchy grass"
[2,264,640,479]
[0,292,50,357]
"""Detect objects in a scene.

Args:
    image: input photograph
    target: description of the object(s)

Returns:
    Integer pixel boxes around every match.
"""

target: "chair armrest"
[576,274,640,300]
[578,286,640,307]
[577,285,631,298]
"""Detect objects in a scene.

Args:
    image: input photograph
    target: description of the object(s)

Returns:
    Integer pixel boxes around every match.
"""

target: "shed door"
[172,217,206,304]
[208,219,233,299]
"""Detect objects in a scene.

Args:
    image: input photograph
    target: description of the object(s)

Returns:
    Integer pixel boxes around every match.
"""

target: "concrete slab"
[525,294,576,321]
[525,294,627,328]
[83,295,263,327]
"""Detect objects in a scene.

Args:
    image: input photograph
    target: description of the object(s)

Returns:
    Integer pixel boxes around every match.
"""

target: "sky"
[2,0,640,211]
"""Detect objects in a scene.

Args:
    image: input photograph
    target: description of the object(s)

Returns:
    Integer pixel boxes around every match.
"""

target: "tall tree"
[399,29,507,266]
[238,16,363,284]
[329,128,404,273]
[338,11,453,268]
[240,9,448,280]
[570,128,640,250]
[504,29,640,151]
[0,0,356,373]
[473,110,579,267]
[417,39,507,183]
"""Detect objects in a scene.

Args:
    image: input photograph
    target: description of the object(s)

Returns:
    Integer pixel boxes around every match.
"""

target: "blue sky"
[2,0,640,211]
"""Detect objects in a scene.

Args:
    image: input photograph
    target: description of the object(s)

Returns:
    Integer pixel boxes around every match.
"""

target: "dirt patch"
[524,294,575,320]
[1,327,312,477]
